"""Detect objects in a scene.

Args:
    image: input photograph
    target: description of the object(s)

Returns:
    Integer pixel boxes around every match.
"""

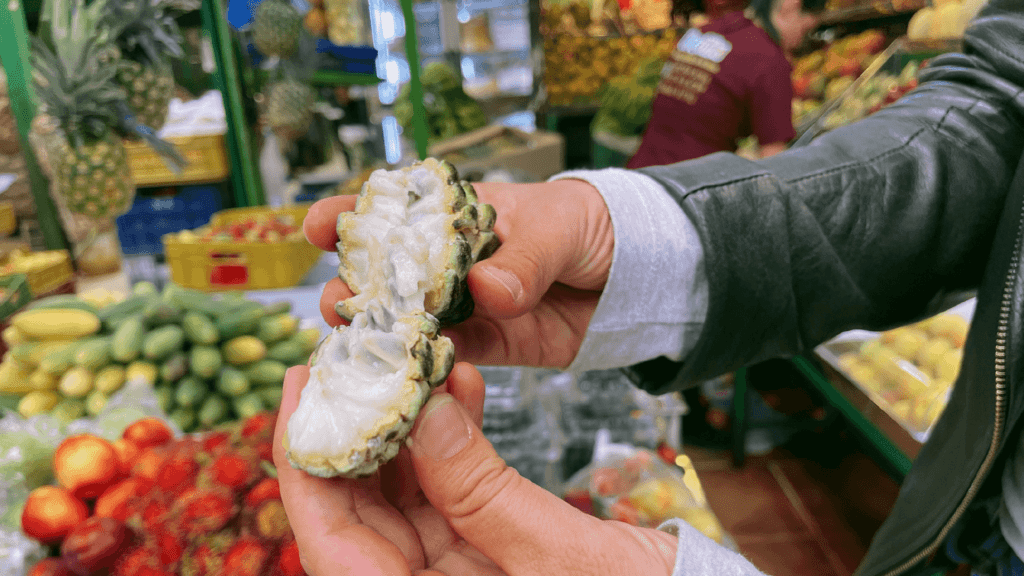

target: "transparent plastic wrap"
[815,298,973,441]
[561,430,735,548]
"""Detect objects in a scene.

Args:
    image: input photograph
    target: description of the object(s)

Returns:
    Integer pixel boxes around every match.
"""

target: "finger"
[320,277,353,327]
[408,394,612,575]
[444,362,485,428]
[304,195,357,251]
[274,366,415,576]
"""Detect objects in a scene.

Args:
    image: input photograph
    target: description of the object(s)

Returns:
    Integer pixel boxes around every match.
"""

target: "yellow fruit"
[916,338,953,374]
[907,7,934,40]
[962,0,987,20]
[18,390,60,418]
[890,399,913,423]
[890,328,928,360]
[836,352,862,372]
[891,369,931,398]
[125,361,158,386]
[94,365,126,395]
[930,2,967,38]
[0,358,36,394]
[2,325,28,346]
[29,369,59,391]
[58,367,94,399]
[936,349,964,382]
[11,309,101,340]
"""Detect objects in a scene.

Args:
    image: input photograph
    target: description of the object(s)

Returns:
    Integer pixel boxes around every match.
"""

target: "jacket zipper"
[882,211,1022,576]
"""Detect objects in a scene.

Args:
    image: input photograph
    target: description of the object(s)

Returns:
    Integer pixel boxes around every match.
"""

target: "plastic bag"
[561,429,733,547]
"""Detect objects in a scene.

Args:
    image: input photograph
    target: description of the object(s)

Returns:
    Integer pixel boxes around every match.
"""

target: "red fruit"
[132,447,167,481]
[241,412,276,442]
[202,431,233,455]
[186,542,225,576]
[223,537,270,576]
[210,453,259,490]
[178,488,237,535]
[244,478,281,508]
[61,516,134,575]
[255,500,290,540]
[123,418,174,451]
[140,498,173,532]
[155,451,200,495]
[114,546,157,576]
[21,486,89,545]
[138,568,176,576]
[275,540,305,576]
[154,531,186,567]
[27,558,72,576]
[111,439,140,477]
[53,434,123,500]
[94,478,143,521]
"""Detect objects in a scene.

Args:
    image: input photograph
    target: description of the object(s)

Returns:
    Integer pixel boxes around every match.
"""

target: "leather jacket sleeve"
[625,0,1024,395]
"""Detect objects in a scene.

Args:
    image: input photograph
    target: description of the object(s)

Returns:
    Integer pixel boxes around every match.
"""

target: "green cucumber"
[110,316,145,363]
[27,295,98,314]
[154,385,175,414]
[232,392,266,420]
[169,407,197,433]
[215,307,263,340]
[143,325,185,361]
[97,295,155,329]
[216,367,251,397]
[168,288,224,317]
[257,386,283,408]
[74,337,112,371]
[198,395,230,427]
[174,376,209,408]
[182,311,219,345]
[266,340,307,365]
[142,299,184,327]
[244,359,289,388]
[159,352,189,384]
[189,345,223,379]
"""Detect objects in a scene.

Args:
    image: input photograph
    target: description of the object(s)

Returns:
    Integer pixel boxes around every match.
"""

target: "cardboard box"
[429,125,566,182]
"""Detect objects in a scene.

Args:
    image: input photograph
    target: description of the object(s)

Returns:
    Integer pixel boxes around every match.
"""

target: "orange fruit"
[53,434,122,500]
[304,8,328,37]
[131,446,167,482]
[94,478,144,521]
[122,417,173,451]
[21,486,89,544]
[27,557,73,576]
[111,438,140,477]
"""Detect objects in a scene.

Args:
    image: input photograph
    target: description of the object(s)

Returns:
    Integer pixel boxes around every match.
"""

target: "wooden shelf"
[820,0,927,26]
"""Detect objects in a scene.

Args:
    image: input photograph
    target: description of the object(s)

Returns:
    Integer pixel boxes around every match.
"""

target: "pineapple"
[105,0,183,132]
[31,0,135,220]
[265,79,315,141]
[253,0,304,58]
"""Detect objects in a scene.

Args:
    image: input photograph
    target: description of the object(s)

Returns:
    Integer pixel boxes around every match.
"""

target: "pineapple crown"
[32,0,126,144]
[106,0,184,68]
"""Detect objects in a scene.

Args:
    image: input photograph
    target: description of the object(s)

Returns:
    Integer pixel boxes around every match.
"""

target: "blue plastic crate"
[316,41,378,75]
[116,186,222,256]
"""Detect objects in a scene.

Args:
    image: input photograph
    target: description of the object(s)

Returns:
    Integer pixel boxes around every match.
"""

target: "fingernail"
[411,395,471,461]
[481,266,523,304]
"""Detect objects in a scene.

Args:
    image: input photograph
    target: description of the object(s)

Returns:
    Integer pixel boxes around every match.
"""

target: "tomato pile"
[22,414,305,576]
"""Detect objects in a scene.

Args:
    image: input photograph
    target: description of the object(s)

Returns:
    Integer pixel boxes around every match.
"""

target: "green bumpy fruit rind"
[334,158,500,327]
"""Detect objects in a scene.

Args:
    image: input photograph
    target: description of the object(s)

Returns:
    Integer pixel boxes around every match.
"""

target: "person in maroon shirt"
[627,0,825,169]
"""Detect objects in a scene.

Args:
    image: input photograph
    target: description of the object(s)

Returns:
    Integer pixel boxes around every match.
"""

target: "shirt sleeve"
[547,168,709,372]
[658,519,769,575]
[748,53,797,146]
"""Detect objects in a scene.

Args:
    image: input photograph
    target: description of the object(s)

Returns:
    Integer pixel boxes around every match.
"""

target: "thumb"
[408,394,628,575]
[468,239,562,319]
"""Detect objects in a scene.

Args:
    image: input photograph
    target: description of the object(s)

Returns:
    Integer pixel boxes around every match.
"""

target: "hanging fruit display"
[105,0,185,133]
[324,0,368,46]
[264,78,316,143]
[393,62,489,144]
[252,0,304,58]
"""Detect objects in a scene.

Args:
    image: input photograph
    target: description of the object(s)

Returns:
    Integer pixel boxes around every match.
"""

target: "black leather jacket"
[622,1,1024,574]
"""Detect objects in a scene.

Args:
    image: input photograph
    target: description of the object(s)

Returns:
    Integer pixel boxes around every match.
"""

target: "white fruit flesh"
[286,310,425,475]
[341,165,455,316]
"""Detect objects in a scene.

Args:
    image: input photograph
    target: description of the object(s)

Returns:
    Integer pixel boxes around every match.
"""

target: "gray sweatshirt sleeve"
[658,519,769,575]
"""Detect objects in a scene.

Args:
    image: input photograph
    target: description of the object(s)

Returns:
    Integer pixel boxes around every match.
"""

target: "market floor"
[684,428,904,576]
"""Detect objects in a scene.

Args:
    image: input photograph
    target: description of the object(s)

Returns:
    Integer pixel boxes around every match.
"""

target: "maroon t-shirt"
[627,12,795,169]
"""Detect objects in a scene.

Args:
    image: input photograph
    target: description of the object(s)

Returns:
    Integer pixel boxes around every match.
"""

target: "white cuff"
[548,168,708,373]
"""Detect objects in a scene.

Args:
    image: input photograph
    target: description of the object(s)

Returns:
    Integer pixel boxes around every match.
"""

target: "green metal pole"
[203,0,264,207]
[0,0,69,251]
[790,356,913,478]
[399,0,429,160]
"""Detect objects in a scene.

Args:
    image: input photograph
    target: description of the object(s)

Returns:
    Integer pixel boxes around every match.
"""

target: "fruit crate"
[115,186,223,256]
[814,298,973,442]
[163,205,322,292]
[0,250,75,297]
[125,134,230,188]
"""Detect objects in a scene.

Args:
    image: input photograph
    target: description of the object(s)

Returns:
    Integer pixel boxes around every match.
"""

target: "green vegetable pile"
[394,62,489,143]
[590,56,665,139]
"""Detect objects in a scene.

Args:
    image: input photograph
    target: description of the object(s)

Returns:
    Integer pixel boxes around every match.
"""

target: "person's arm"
[627,0,1024,394]
[757,142,788,158]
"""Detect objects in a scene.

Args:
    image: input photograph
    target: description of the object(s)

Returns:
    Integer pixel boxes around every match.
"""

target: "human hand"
[273,363,679,576]
[304,178,614,369]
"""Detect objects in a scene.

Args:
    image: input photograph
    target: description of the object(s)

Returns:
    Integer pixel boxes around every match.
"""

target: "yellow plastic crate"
[1,250,75,296]
[0,203,15,237]
[163,205,323,292]
[126,134,230,187]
